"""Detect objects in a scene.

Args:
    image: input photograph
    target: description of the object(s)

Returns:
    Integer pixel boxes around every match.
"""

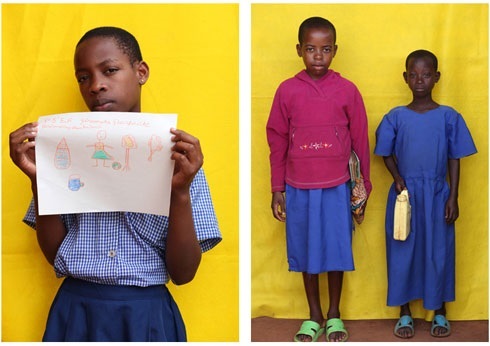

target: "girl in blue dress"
[374,50,477,339]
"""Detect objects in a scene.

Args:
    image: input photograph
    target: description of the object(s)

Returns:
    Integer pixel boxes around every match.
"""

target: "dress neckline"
[403,105,441,114]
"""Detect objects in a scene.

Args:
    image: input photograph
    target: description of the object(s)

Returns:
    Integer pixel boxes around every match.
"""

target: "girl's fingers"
[170,128,203,164]
[171,128,201,148]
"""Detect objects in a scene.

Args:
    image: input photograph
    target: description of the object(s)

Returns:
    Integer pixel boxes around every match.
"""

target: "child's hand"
[445,196,459,224]
[394,175,406,194]
[170,128,203,193]
[271,191,286,222]
[9,122,38,181]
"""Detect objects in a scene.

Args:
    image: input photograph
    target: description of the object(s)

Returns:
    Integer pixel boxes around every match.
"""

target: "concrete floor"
[252,316,489,342]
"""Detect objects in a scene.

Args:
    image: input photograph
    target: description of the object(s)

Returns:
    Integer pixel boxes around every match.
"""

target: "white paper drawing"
[36,112,177,216]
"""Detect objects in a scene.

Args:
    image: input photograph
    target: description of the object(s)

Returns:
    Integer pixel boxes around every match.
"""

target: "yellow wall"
[2,3,238,342]
[252,4,488,321]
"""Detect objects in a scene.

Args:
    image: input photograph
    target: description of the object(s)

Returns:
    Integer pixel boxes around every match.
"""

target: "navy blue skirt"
[43,277,186,342]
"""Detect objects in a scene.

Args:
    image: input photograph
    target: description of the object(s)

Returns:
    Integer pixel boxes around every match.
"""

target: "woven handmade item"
[349,151,367,224]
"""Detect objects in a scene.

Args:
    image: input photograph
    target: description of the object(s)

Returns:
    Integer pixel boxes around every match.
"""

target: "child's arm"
[271,191,286,222]
[445,158,460,224]
[382,155,406,194]
[166,128,203,285]
[10,123,67,265]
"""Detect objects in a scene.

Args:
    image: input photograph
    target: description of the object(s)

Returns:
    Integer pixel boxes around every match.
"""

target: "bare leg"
[296,273,324,342]
[326,271,347,342]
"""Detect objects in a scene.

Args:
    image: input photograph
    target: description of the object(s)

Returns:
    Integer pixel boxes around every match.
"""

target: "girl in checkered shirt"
[9,26,221,342]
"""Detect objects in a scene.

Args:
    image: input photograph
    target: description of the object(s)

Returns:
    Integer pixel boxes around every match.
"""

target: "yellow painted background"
[252,4,488,321]
[2,3,238,342]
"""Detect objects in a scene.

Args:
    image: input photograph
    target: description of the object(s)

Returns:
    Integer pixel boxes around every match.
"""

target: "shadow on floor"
[252,316,489,342]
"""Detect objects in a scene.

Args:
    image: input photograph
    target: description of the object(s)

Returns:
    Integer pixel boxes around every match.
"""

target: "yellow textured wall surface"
[2,3,238,341]
[252,4,488,321]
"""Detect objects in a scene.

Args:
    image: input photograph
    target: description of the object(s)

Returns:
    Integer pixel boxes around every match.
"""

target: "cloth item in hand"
[394,189,411,241]
[349,151,367,224]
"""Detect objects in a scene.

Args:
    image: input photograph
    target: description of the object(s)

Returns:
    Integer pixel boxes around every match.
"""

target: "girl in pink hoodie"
[266,16,371,342]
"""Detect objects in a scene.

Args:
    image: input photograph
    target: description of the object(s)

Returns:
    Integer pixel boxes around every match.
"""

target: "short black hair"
[405,49,438,71]
[76,26,142,64]
[298,17,336,45]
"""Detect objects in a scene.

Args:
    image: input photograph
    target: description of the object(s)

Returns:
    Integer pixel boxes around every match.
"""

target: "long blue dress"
[374,105,477,310]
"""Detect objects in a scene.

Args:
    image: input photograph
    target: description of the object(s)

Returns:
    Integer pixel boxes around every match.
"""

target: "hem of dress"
[387,297,455,310]
[288,267,355,274]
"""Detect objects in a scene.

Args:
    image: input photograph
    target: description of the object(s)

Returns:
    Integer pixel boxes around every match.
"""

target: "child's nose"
[90,78,107,94]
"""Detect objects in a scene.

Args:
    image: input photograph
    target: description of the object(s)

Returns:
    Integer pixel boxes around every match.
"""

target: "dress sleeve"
[374,111,397,157]
[266,84,289,193]
[22,199,36,229]
[447,111,477,159]
[346,85,372,195]
[190,168,222,252]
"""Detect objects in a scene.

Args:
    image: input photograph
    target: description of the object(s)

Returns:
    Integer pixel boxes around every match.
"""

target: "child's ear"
[403,71,408,83]
[136,61,150,85]
[435,71,441,83]
[296,43,302,57]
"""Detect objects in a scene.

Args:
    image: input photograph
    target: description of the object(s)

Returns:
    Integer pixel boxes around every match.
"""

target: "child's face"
[74,37,149,112]
[403,57,440,98]
[296,27,337,80]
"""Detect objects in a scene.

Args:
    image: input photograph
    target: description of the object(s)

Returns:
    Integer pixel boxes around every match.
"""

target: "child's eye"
[76,75,88,84]
[323,47,331,53]
[306,47,314,52]
[105,68,119,75]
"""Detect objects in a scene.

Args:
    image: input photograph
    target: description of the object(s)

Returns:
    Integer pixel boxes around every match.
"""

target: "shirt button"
[108,250,117,258]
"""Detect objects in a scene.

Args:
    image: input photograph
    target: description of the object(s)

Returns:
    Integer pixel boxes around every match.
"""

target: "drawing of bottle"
[54,137,71,169]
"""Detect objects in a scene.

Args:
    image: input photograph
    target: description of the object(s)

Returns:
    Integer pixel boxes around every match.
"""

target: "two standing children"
[375,49,477,338]
[266,17,371,342]
[9,27,221,342]
[266,17,477,341]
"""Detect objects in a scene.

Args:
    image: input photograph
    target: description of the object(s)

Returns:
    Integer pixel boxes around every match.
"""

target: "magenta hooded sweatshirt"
[266,69,372,195]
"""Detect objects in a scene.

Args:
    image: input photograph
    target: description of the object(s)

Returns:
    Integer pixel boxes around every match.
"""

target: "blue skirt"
[43,277,186,342]
[285,183,354,274]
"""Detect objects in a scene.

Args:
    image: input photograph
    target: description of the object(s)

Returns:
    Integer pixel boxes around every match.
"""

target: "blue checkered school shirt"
[23,168,221,286]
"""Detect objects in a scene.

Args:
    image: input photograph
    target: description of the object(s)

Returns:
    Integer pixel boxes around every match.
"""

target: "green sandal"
[326,318,348,342]
[294,320,325,342]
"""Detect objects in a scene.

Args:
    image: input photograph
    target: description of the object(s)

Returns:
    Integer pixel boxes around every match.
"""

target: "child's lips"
[92,99,113,111]
[311,65,325,71]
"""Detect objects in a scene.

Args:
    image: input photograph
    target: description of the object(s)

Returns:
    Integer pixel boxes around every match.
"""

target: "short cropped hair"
[298,17,336,45]
[405,49,438,71]
[76,26,143,64]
